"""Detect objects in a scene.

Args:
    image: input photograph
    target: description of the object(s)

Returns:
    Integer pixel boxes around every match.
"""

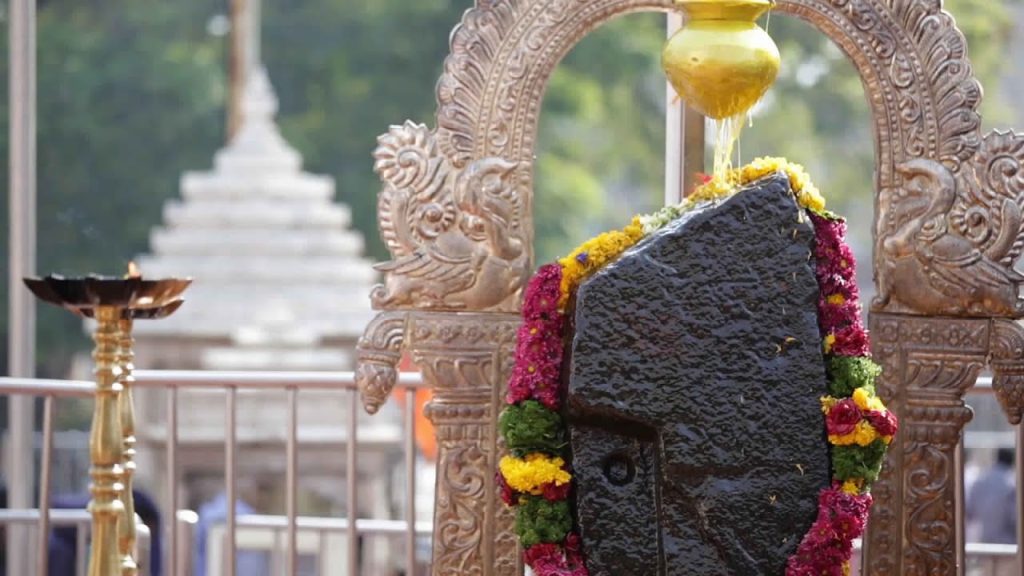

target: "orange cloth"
[394,387,437,461]
[395,356,437,461]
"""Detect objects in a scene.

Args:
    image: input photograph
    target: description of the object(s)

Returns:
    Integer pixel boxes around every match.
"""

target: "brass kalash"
[25,266,189,576]
[663,0,780,178]
[663,0,779,119]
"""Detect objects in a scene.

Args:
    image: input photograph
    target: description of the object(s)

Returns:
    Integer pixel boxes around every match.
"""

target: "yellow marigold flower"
[690,176,737,204]
[624,217,644,242]
[499,453,572,495]
[853,387,885,412]
[841,479,862,495]
[824,334,836,353]
[853,421,878,445]
[829,421,879,447]
[730,157,827,213]
[557,223,646,309]
[820,396,839,414]
[827,294,846,306]
[796,185,826,213]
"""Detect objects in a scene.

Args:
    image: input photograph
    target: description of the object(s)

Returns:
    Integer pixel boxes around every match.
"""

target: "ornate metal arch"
[357,1,1024,574]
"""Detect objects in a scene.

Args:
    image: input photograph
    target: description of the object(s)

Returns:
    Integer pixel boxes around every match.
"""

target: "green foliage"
[533,13,667,263]
[514,496,572,548]
[743,0,1016,224]
[262,5,668,265]
[827,356,881,398]
[832,439,889,485]
[1,0,1021,380]
[0,0,225,376]
[499,400,565,457]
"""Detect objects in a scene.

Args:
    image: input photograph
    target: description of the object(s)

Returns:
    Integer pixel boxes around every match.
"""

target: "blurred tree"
[261,3,667,264]
[0,0,226,376]
[0,0,1019,375]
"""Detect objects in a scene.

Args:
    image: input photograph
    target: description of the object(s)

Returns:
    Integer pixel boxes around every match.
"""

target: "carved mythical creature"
[876,158,1023,316]
[991,319,1024,425]
[371,121,528,310]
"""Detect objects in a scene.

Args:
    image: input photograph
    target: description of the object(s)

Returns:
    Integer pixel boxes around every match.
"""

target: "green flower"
[514,496,572,548]
[500,400,565,457]
[832,439,888,486]
[827,356,881,398]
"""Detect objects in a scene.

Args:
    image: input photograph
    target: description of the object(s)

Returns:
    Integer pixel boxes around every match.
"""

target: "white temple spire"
[131,69,377,362]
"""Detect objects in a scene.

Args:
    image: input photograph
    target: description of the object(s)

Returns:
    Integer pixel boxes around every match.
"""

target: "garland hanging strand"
[498,158,897,576]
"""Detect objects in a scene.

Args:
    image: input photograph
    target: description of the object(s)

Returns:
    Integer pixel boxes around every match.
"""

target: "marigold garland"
[497,157,898,576]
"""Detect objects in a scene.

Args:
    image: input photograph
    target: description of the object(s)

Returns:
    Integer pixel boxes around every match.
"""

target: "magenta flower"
[497,472,517,506]
[826,398,862,436]
[866,409,899,437]
[524,538,589,576]
[831,324,871,357]
[523,264,564,321]
[818,298,862,335]
[541,481,572,502]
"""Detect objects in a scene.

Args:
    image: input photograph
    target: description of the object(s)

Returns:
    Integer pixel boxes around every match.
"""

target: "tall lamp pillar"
[89,305,126,576]
[116,316,138,576]
[24,273,190,576]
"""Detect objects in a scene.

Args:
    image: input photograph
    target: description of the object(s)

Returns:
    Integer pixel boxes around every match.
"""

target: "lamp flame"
[126,261,142,279]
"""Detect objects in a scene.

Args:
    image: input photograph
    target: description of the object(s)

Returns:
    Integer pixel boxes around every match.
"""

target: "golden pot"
[662,0,780,120]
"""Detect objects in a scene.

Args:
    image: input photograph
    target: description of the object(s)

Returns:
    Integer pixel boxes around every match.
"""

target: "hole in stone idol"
[602,452,636,486]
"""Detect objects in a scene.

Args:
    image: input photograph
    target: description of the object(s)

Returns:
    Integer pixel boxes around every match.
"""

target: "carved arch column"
[356,1,1024,575]
[866,315,988,575]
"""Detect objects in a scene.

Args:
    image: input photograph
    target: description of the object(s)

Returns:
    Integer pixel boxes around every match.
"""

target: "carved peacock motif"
[370,121,528,311]
[876,157,1024,316]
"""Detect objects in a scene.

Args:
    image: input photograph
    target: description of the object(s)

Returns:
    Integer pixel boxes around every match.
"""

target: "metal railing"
[0,509,153,576]
[1,372,1021,575]
[0,377,92,575]
[0,370,427,576]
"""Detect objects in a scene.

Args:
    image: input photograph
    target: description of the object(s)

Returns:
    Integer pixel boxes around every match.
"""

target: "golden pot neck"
[675,0,774,22]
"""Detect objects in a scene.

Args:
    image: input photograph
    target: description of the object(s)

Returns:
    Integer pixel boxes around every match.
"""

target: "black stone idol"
[566,174,831,575]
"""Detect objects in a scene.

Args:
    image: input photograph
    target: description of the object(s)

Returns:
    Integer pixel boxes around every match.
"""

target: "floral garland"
[497,158,898,576]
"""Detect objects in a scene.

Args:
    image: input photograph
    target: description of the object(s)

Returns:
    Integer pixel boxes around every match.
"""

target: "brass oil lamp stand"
[112,299,184,575]
[25,272,190,576]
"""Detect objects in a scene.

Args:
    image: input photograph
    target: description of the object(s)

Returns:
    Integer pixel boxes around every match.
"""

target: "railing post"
[6,0,36,574]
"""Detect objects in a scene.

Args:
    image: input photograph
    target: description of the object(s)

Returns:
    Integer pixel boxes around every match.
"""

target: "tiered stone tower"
[129,71,402,547]
[132,68,376,368]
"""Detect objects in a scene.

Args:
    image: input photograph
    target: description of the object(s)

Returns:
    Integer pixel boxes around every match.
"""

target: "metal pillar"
[227,0,248,140]
[665,12,705,206]
[7,1,36,576]
[228,0,261,141]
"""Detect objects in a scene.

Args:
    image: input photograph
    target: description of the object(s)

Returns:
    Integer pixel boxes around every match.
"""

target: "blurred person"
[194,475,275,576]
[0,481,6,574]
[966,448,1016,576]
[48,489,162,576]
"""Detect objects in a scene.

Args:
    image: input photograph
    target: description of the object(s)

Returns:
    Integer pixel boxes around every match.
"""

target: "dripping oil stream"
[710,8,773,185]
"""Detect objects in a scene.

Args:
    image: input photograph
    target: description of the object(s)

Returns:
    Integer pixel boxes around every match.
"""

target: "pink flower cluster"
[786,484,873,576]
[507,264,568,409]
[524,534,588,576]
[811,214,871,357]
